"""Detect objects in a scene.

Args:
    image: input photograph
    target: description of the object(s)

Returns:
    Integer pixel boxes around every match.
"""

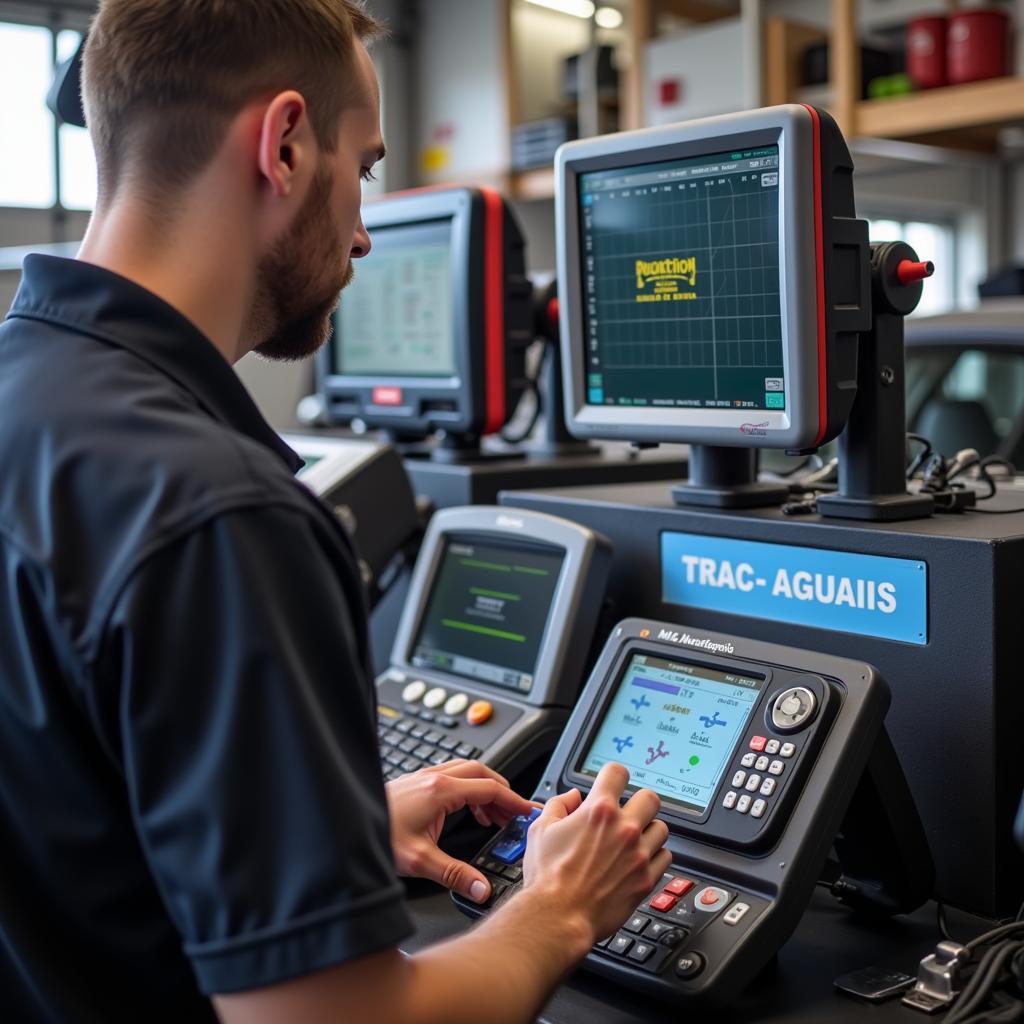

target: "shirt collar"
[8,254,304,474]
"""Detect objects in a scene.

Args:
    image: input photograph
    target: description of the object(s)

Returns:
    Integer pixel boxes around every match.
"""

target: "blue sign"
[661,532,928,645]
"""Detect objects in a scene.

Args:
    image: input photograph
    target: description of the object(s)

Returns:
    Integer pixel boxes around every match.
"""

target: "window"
[0,19,97,212]
[866,217,957,318]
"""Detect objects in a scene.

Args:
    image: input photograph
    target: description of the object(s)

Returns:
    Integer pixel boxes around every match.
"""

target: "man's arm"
[215,764,671,1024]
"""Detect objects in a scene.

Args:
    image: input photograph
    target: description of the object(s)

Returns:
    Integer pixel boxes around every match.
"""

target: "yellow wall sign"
[635,256,698,303]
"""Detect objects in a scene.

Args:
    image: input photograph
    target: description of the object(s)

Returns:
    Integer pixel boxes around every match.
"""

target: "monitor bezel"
[319,188,479,435]
[390,506,600,709]
[556,105,820,450]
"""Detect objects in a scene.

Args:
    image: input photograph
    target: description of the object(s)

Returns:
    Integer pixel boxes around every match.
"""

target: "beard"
[250,163,354,362]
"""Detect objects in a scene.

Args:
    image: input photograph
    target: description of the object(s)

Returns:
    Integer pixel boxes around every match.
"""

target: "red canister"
[907,15,948,89]
[948,9,1010,85]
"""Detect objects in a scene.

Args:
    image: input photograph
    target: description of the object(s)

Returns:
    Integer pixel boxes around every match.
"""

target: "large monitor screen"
[410,536,565,694]
[579,145,784,413]
[334,218,455,377]
[580,652,764,814]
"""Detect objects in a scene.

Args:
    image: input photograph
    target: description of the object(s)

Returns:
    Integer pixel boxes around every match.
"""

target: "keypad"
[720,735,797,817]
[378,708,481,781]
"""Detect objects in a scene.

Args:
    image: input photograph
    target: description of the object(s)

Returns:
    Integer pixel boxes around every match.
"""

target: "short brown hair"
[82,0,384,202]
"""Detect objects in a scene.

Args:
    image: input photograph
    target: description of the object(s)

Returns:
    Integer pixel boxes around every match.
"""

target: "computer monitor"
[319,186,533,449]
[556,105,869,454]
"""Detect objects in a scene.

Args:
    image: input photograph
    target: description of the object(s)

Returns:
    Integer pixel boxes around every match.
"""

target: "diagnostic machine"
[455,618,929,1005]
[558,103,871,508]
[376,506,611,780]
[283,432,422,607]
[319,186,533,458]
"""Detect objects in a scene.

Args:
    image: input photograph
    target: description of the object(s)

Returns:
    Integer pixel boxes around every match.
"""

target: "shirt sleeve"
[93,504,413,994]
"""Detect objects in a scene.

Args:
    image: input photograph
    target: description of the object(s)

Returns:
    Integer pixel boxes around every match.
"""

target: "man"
[0,2,671,1022]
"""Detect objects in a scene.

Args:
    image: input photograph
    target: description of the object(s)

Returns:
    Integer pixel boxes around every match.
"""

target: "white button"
[401,680,426,703]
[724,901,751,925]
[732,770,746,788]
[759,777,776,796]
[765,740,780,755]
[780,742,796,758]
[736,794,752,814]
[723,790,738,809]
[740,752,756,768]
[744,774,761,792]
[768,760,785,776]
[750,799,767,819]
[444,693,469,716]
[422,686,448,709]
[388,670,408,683]
[754,756,769,772]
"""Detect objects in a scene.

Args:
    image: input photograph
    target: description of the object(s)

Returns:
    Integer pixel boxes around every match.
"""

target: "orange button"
[466,700,493,726]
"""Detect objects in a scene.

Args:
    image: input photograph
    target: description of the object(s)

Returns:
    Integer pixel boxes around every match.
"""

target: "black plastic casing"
[455,617,891,1006]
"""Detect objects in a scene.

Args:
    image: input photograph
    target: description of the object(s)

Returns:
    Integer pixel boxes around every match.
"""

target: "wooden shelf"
[856,77,1024,146]
[510,166,555,201]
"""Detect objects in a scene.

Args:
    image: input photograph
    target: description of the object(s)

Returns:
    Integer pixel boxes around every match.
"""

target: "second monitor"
[319,186,533,454]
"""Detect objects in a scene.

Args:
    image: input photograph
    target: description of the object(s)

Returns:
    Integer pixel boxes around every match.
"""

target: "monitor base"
[671,480,790,509]
[673,445,788,509]
[816,491,935,522]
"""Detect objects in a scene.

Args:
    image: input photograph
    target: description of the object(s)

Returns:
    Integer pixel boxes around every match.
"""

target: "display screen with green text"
[410,536,565,694]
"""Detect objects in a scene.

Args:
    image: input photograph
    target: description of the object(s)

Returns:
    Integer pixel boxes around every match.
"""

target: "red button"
[372,386,402,406]
[699,889,720,906]
[664,877,694,897]
[650,893,678,912]
[749,735,767,752]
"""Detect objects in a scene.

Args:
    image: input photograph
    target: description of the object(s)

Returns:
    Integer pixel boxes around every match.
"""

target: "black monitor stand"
[525,341,601,459]
[817,242,936,521]
[671,446,788,509]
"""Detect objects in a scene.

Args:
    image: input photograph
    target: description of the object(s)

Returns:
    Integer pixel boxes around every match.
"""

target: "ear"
[256,90,311,199]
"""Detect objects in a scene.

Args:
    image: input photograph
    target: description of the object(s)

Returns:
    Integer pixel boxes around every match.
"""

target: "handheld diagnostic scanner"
[376,506,611,781]
[556,105,869,454]
[455,618,929,1005]
[319,186,534,447]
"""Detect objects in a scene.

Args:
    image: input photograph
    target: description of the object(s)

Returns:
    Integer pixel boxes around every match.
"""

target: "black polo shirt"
[0,256,412,1023]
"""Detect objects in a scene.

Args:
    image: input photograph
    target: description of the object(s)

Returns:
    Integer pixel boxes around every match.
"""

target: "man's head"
[82,0,386,360]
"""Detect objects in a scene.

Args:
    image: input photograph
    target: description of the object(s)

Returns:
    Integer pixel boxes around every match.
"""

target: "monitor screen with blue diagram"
[580,652,764,814]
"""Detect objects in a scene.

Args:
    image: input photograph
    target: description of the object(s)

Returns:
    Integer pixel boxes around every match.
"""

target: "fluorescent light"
[595,6,623,28]
[524,0,596,18]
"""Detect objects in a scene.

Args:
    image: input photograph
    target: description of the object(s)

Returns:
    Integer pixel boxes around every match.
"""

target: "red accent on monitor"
[801,104,828,450]
[480,187,506,436]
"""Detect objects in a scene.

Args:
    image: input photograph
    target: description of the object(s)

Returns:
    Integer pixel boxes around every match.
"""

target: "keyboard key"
[399,737,418,753]
[395,719,415,734]
[628,940,656,963]
[663,877,694,897]
[424,730,444,745]
[413,744,434,760]
[609,933,633,956]
[624,913,650,934]
[410,724,428,739]
[401,757,422,773]
[439,735,460,751]
[429,751,451,765]
[649,892,677,913]
[455,743,480,759]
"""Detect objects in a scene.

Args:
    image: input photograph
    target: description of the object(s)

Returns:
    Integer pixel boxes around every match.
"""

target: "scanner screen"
[580,653,763,814]
[411,537,565,694]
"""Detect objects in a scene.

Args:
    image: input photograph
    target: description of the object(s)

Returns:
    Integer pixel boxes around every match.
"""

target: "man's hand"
[522,762,671,946]
[386,760,535,905]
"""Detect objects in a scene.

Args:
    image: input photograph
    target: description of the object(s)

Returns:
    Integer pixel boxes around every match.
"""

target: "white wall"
[415,0,509,187]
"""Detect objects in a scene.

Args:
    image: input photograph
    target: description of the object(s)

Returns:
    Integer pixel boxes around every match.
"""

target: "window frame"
[0,3,94,225]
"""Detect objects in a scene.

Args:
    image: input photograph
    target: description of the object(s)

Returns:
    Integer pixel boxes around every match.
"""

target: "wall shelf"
[855,77,1024,149]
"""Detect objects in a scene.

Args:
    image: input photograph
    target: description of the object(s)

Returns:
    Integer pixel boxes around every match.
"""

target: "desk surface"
[401,885,960,1023]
